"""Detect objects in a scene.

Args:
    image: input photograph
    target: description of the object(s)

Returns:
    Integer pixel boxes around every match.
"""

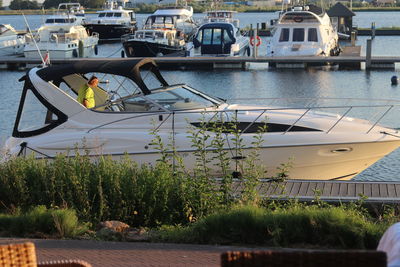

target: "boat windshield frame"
[101,83,223,112]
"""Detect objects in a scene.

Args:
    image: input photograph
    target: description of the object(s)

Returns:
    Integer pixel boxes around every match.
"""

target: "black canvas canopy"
[327,2,355,17]
[36,58,169,95]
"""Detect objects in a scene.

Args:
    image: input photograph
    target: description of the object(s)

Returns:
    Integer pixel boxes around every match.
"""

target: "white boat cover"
[377,222,400,267]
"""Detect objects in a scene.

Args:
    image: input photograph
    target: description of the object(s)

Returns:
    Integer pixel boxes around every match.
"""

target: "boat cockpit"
[193,23,240,55]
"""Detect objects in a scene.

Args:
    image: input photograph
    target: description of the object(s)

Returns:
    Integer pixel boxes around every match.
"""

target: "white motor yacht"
[3,59,400,181]
[187,22,250,57]
[122,6,196,57]
[24,6,99,60]
[266,5,340,57]
[84,0,136,40]
[0,24,25,56]
[201,10,239,28]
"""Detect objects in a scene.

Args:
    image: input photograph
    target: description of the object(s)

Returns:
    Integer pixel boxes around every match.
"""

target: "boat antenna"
[21,12,46,66]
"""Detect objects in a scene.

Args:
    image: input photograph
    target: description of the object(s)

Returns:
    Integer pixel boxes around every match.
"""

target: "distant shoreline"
[1,7,400,16]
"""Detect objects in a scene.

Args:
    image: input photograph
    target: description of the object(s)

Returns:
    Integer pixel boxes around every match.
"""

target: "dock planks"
[233,180,400,203]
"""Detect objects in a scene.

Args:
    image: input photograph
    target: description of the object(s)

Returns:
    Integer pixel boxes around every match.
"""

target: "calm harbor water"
[0,12,400,181]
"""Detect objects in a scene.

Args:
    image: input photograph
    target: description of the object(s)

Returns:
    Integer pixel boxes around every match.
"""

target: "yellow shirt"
[77,84,95,109]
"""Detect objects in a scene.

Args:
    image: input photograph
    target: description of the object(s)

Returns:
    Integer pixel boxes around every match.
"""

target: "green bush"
[153,204,390,249]
[0,206,89,238]
[0,155,224,227]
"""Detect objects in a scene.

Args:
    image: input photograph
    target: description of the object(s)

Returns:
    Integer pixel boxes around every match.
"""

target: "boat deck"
[232,180,400,203]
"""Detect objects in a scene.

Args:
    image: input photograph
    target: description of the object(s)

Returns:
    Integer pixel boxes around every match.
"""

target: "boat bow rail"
[85,98,400,137]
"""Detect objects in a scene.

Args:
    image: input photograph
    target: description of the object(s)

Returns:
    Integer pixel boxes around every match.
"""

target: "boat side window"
[279,28,289,42]
[114,13,122,17]
[13,83,67,138]
[99,13,106,17]
[202,28,213,45]
[225,30,234,42]
[106,13,113,17]
[293,28,304,42]
[308,28,318,42]
[164,16,173,24]
[155,16,164,24]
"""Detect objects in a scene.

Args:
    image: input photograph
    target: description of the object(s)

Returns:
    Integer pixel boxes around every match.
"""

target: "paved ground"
[0,238,253,267]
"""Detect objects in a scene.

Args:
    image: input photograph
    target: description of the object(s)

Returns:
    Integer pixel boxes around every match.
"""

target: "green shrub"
[153,205,390,249]
[0,206,89,238]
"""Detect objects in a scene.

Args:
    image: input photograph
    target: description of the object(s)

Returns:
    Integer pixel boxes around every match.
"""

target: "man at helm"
[77,76,98,108]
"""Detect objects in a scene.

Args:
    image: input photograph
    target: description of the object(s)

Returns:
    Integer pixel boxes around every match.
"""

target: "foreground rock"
[96,220,149,241]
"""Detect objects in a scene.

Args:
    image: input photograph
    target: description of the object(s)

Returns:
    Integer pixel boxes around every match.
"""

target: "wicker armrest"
[221,249,387,267]
[0,242,37,267]
[38,259,92,267]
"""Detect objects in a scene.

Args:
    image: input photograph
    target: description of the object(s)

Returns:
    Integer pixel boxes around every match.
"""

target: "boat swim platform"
[232,180,400,204]
[0,55,399,71]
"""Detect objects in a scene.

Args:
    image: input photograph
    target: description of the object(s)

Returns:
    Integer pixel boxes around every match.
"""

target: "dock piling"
[351,31,356,46]
[366,39,372,69]
[371,22,376,39]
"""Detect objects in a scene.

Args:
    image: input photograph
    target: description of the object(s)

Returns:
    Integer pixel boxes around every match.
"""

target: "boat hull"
[5,133,399,181]
[123,40,186,57]
[24,40,98,59]
[0,36,25,56]
[84,24,136,40]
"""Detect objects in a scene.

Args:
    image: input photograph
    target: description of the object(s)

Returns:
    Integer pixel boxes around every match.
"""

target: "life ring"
[293,16,303,23]
[250,35,261,47]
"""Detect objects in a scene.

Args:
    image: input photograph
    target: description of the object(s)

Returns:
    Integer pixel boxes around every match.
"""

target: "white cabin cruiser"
[201,10,239,28]
[122,6,196,57]
[24,9,99,60]
[266,5,340,57]
[3,59,400,181]
[188,22,250,57]
[84,0,136,40]
[0,24,25,56]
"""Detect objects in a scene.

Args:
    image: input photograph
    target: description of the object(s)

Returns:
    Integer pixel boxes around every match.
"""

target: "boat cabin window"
[146,15,177,28]
[13,83,67,138]
[279,28,289,42]
[191,122,321,133]
[99,13,106,17]
[106,13,114,17]
[114,12,122,17]
[202,28,212,44]
[46,18,76,24]
[212,29,222,44]
[197,27,234,45]
[308,28,318,42]
[293,28,304,42]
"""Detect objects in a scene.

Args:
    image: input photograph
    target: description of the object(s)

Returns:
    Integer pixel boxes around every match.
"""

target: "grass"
[153,204,391,249]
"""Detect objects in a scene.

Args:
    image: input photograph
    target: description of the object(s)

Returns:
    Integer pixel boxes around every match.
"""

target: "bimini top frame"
[36,58,169,95]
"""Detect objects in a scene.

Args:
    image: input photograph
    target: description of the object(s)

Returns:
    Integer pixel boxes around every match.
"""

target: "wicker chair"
[221,249,387,267]
[0,242,92,267]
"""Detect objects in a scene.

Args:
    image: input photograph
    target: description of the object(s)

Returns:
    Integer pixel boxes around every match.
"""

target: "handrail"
[367,105,394,134]
[86,102,399,135]
[283,108,310,135]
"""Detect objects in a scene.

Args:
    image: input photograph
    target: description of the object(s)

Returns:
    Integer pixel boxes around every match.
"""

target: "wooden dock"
[0,54,398,71]
[233,180,400,203]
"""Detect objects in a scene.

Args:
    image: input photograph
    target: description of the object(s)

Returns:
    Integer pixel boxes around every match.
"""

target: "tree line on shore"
[3,0,400,12]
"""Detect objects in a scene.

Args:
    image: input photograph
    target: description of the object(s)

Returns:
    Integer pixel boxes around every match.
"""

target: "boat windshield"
[105,85,222,112]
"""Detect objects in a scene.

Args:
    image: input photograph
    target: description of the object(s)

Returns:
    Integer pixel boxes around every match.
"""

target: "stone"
[97,220,130,233]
